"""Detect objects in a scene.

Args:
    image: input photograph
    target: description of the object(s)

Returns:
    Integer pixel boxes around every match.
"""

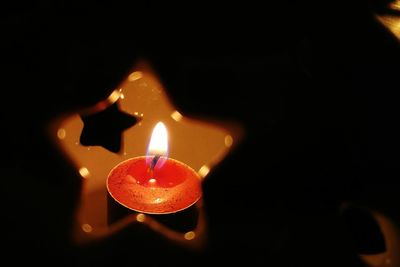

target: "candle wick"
[149,154,161,171]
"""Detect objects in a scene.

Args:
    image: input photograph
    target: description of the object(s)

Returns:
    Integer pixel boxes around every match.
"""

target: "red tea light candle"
[107,122,202,214]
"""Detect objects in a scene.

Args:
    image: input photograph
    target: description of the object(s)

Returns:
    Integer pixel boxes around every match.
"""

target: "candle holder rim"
[107,155,201,179]
[106,155,202,215]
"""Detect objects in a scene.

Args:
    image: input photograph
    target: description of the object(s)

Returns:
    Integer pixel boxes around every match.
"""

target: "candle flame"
[148,122,168,158]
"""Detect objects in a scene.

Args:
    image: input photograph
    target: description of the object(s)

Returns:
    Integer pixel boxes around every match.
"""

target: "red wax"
[107,156,202,214]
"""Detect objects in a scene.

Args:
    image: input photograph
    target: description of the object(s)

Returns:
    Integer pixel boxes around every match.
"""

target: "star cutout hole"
[80,101,139,153]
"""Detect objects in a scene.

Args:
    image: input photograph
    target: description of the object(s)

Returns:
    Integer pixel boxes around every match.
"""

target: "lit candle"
[107,122,202,214]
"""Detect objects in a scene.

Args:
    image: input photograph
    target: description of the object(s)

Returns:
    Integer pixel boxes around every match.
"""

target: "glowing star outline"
[49,61,243,250]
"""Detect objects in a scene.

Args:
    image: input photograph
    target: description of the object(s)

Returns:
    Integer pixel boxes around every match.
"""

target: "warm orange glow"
[136,213,146,222]
[81,224,93,233]
[128,71,143,82]
[53,60,241,245]
[184,231,196,240]
[108,90,121,103]
[198,165,210,178]
[79,167,90,179]
[171,110,183,121]
[148,122,168,156]
[224,135,233,147]
[57,128,66,139]
[391,0,400,11]
[376,4,400,41]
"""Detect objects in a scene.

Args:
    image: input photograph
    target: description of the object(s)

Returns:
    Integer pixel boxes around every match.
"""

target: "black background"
[1,1,400,266]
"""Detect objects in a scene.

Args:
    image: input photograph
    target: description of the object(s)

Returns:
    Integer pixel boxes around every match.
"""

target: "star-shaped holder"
[49,61,242,250]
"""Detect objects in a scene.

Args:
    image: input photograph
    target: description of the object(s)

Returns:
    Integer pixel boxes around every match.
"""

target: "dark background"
[1,1,400,266]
